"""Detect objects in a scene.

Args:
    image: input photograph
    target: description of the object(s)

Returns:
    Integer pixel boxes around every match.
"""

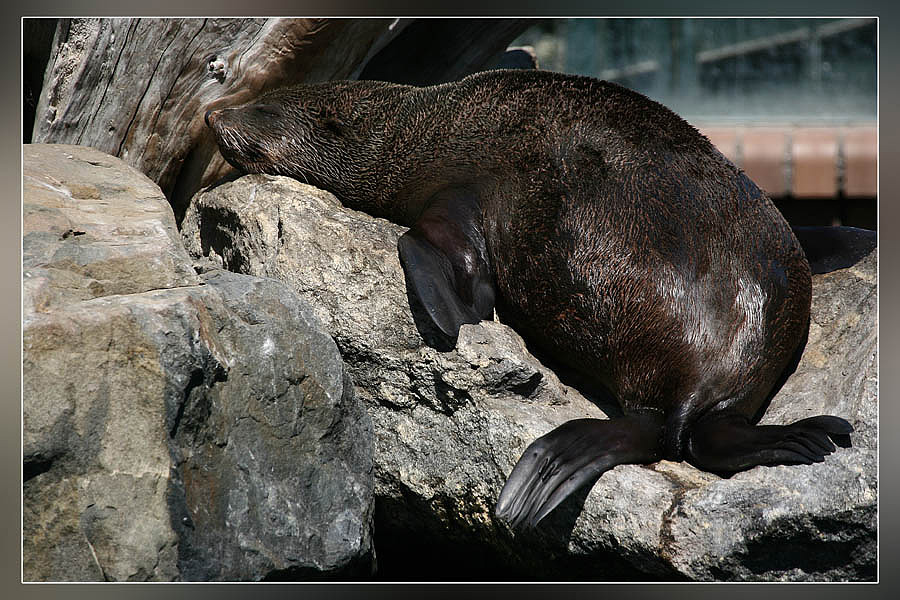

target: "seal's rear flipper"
[398,189,495,338]
[495,414,664,529]
[791,225,876,274]
[686,411,853,473]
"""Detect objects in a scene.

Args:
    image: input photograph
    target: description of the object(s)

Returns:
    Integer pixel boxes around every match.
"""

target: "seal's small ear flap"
[320,105,347,137]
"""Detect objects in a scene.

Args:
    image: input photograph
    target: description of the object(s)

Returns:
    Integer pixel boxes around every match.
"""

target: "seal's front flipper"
[398,189,495,338]
[686,411,853,474]
[792,225,876,274]
[495,413,664,529]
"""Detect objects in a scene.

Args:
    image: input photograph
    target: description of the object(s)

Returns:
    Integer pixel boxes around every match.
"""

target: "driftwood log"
[28,17,533,223]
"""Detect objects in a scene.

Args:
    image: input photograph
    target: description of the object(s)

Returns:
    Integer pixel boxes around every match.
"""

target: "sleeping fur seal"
[205,69,853,529]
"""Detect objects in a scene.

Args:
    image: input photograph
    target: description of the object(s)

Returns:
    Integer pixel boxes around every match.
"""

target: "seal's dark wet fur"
[207,69,852,529]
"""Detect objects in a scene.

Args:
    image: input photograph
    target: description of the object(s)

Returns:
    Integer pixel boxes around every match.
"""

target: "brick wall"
[698,125,876,199]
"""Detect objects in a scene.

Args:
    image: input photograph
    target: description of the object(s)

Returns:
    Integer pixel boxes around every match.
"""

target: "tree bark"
[30,18,400,221]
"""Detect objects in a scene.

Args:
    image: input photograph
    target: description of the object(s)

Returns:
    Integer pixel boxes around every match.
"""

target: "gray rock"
[182,174,877,581]
[172,270,375,581]
[23,145,375,581]
[23,143,200,314]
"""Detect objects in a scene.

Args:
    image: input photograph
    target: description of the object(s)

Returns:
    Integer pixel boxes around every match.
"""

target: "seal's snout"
[204,109,215,128]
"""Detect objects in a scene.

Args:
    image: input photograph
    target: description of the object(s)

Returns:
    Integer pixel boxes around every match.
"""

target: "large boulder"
[23,145,374,581]
[182,174,877,581]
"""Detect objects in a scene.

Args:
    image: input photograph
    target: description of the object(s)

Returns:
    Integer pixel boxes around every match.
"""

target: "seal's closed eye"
[253,104,282,118]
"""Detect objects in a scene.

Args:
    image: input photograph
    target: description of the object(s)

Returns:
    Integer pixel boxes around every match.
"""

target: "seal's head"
[205,100,298,175]
[204,83,378,193]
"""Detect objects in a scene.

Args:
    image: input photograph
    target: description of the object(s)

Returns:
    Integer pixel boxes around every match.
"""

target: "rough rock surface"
[23,145,374,581]
[182,174,877,581]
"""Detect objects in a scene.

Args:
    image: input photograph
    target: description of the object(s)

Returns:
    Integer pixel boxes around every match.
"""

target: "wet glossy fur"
[206,69,851,529]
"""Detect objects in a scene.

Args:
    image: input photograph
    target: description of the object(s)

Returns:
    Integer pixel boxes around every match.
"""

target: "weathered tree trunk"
[29,17,533,224]
[31,18,402,222]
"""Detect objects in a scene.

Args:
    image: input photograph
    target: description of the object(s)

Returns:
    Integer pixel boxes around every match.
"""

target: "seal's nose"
[204,109,214,128]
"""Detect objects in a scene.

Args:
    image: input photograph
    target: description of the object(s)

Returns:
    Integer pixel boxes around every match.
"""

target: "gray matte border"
[6,2,895,598]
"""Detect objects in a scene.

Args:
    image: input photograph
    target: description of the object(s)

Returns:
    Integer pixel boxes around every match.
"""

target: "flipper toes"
[495,415,664,529]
